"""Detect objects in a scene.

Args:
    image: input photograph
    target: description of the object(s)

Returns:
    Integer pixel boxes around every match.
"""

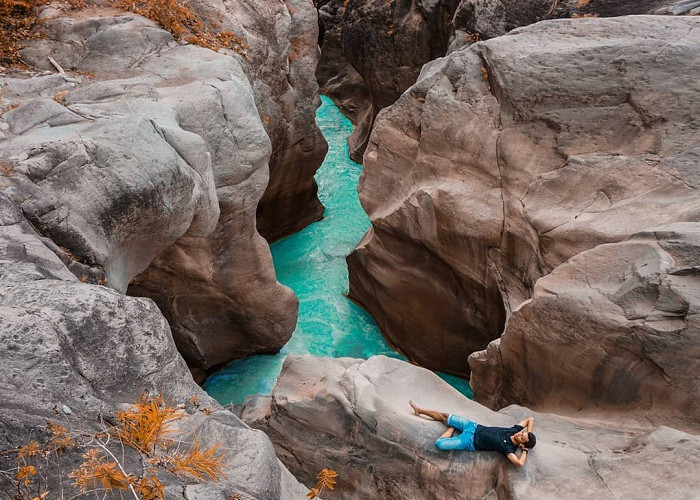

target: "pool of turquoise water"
[203,96,473,404]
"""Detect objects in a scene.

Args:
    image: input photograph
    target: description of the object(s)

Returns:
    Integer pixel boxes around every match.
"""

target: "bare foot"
[409,400,420,416]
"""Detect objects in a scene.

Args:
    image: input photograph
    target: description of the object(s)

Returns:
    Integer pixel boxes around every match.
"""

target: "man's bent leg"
[434,416,477,451]
[447,414,478,433]
[435,428,476,451]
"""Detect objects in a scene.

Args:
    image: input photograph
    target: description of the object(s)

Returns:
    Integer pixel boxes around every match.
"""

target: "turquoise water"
[204,96,472,404]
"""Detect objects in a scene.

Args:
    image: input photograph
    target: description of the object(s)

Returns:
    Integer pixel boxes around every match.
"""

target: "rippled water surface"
[204,96,472,404]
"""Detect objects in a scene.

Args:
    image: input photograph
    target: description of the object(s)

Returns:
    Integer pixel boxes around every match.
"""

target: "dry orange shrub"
[113,0,250,59]
[0,160,15,177]
[307,468,338,499]
[1,393,226,500]
[0,0,250,67]
[114,393,181,454]
[0,0,85,65]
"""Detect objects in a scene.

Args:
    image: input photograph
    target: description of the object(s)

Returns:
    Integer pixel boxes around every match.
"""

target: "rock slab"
[2,7,303,378]
[242,354,700,500]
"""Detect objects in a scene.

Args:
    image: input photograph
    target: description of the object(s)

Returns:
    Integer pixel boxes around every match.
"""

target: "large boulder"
[0,194,309,499]
[20,0,329,242]
[348,16,700,380]
[450,0,691,44]
[241,354,700,499]
[470,223,700,430]
[2,10,298,379]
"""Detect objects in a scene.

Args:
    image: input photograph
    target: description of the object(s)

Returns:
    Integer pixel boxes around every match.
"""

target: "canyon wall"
[315,0,693,163]
[316,0,462,162]
[0,1,333,495]
[347,16,700,423]
[1,0,327,380]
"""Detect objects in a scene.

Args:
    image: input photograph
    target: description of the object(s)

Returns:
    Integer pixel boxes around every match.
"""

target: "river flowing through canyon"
[204,96,472,404]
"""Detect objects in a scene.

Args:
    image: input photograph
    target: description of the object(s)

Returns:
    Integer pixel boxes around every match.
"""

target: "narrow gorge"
[1,0,699,499]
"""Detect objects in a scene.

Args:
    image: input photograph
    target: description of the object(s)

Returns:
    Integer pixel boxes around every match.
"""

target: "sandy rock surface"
[0,7,310,378]
[0,194,309,499]
[347,16,700,415]
[241,354,700,500]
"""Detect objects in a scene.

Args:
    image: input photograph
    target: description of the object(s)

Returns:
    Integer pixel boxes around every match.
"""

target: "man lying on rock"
[409,401,536,466]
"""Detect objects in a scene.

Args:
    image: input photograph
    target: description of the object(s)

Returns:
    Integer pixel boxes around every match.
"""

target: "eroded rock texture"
[0,7,306,379]
[26,0,329,241]
[347,15,700,401]
[470,224,700,430]
[450,0,689,44]
[218,0,328,241]
[242,355,700,500]
[315,0,693,163]
[0,194,309,499]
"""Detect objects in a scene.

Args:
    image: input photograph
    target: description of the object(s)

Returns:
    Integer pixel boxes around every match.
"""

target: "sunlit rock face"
[347,13,700,421]
[314,0,691,164]
[1,1,326,379]
[242,355,700,500]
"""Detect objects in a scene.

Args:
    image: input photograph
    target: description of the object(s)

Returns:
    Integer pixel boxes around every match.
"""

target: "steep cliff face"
[219,0,329,241]
[0,0,329,379]
[117,0,329,241]
[241,355,700,499]
[316,0,461,162]
[347,13,700,413]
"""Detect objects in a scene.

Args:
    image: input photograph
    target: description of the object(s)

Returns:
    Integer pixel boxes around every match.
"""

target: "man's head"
[513,430,537,449]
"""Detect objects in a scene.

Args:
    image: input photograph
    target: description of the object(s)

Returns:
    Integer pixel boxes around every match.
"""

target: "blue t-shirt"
[473,424,523,455]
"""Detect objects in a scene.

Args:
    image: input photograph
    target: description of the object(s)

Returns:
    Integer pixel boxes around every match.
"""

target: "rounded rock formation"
[347,14,700,411]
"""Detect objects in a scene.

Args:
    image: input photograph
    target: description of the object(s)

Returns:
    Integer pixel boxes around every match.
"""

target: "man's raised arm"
[517,417,534,433]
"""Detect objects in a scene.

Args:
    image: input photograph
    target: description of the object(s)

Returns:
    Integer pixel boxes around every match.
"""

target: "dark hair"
[525,432,536,449]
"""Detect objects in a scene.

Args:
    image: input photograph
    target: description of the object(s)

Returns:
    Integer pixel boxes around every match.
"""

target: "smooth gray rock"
[5,11,298,378]
[242,354,700,500]
[0,193,308,499]
[168,0,329,241]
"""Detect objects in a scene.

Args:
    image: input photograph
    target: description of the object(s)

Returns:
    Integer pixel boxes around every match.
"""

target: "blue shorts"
[435,414,477,451]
